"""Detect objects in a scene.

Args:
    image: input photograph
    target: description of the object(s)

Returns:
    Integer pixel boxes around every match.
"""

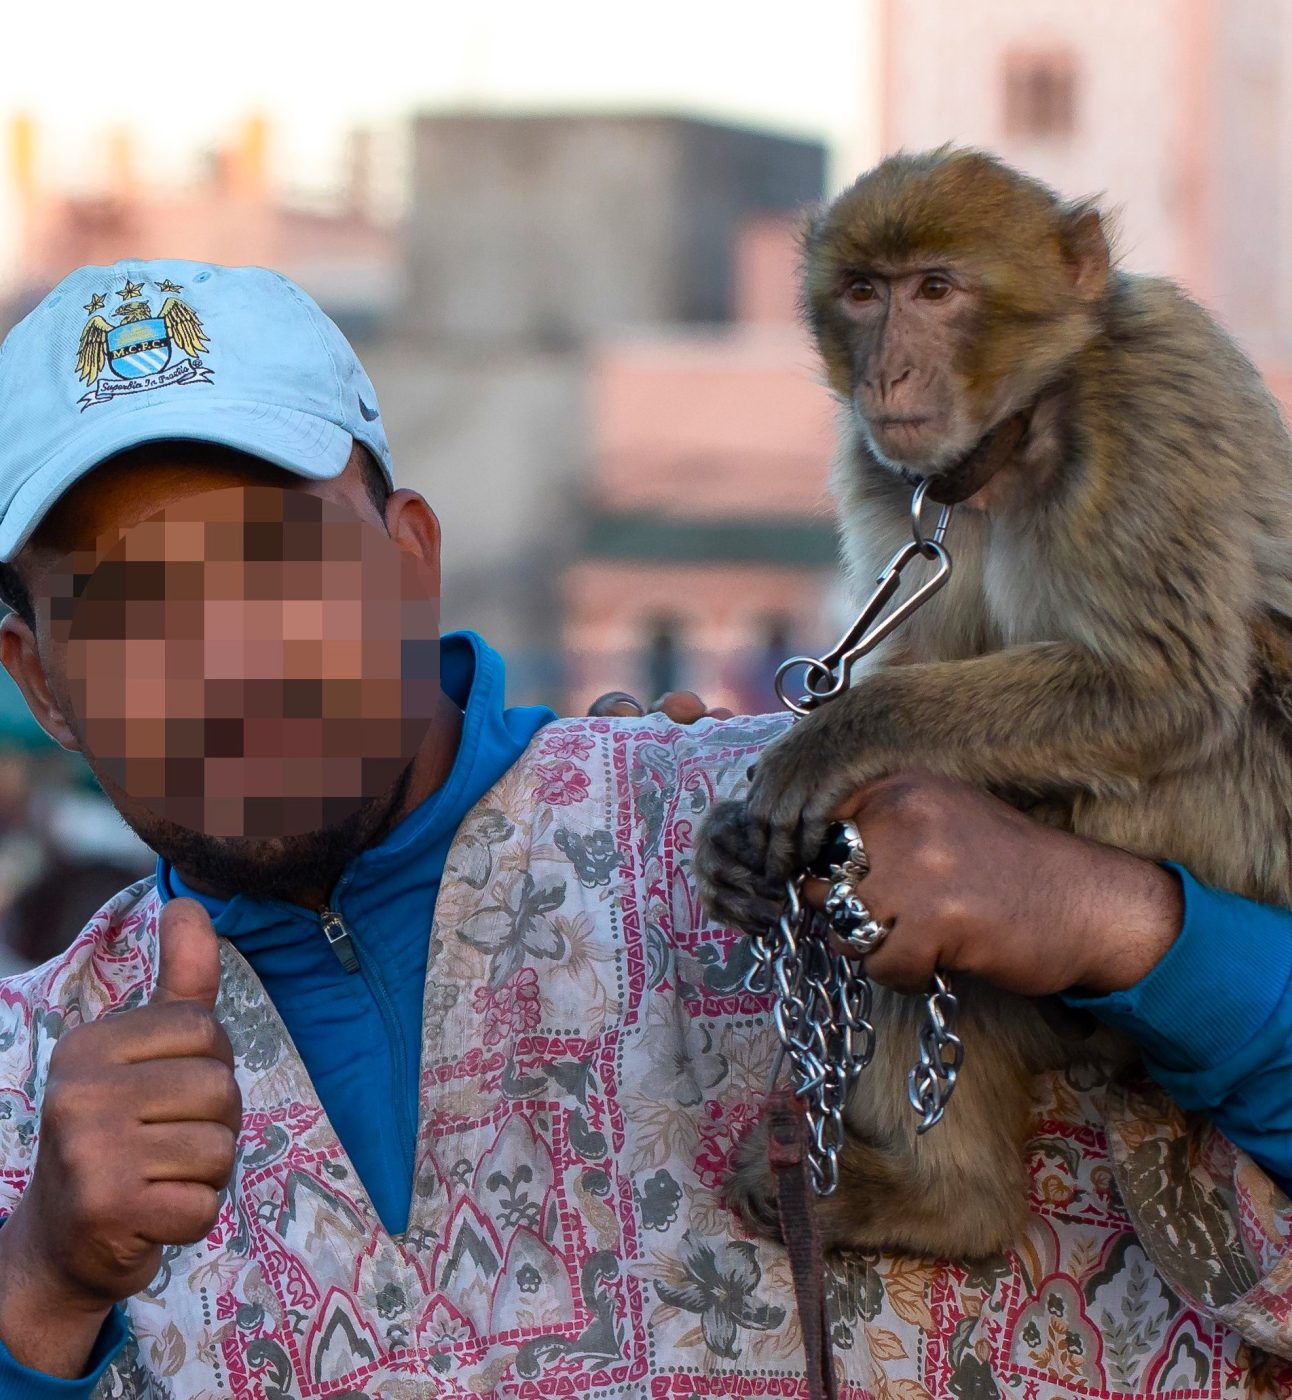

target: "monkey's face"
[803,149,1110,489]
[826,266,984,474]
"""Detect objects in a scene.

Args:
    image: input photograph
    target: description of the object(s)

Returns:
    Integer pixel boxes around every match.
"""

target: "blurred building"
[6,114,396,338]
[398,114,825,346]
[367,115,829,706]
[561,215,837,711]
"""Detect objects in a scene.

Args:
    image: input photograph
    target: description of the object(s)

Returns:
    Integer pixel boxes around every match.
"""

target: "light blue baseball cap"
[0,258,394,561]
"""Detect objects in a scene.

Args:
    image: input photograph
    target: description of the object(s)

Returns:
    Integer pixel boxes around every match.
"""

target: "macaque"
[694,147,1292,1259]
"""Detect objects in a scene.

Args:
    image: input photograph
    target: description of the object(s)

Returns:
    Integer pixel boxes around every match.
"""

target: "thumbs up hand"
[0,898,242,1364]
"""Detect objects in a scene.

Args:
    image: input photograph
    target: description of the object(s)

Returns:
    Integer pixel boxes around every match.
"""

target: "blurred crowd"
[0,673,152,976]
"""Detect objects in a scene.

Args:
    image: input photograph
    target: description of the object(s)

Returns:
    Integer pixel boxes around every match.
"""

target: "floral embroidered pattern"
[530,757,591,807]
[537,730,595,763]
[652,1231,787,1359]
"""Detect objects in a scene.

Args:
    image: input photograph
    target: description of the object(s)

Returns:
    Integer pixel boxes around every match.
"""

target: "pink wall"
[733,215,806,327]
[590,329,835,522]
[875,0,1196,282]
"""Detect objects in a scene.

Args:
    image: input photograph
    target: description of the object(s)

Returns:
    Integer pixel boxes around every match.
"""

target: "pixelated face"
[45,485,440,840]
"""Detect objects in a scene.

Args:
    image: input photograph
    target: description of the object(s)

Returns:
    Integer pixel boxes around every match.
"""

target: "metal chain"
[747,481,965,1195]
[747,876,870,1194]
[906,973,964,1130]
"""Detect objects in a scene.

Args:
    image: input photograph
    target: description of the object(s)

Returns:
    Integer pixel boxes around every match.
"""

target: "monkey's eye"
[844,276,876,303]
[917,274,953,300]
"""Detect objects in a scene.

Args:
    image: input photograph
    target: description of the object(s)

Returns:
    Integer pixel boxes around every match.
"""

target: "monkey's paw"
[693,799,785,936]
[723,1113,783,1243]
[745,710,886,882]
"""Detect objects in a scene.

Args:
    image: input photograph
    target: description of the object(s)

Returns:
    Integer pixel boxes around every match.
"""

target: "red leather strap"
[766,1089,838,1400]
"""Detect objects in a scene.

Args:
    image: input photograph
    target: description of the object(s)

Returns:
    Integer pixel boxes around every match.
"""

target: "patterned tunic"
[0,714,1290,1398]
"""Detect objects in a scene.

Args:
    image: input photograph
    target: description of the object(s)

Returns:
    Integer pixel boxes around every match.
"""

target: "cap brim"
[0,397,354,561]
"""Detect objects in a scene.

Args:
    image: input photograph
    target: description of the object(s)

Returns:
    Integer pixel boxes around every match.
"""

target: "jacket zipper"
[320,908,360,973]
[317,894,418,1190]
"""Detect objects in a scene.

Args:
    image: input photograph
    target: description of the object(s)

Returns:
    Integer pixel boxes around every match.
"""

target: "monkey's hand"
[693,798,788,936]
[744,693,904,881]
[694,692,902,924]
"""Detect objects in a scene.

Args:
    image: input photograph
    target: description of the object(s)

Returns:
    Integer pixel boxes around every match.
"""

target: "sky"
[3,0,877,199]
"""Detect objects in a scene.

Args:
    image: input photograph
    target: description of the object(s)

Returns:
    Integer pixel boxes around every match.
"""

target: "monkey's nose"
[861,366,914,403]
[880,366,913,399]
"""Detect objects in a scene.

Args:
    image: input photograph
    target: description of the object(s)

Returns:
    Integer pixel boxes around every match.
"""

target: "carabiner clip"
[774,532,953,716]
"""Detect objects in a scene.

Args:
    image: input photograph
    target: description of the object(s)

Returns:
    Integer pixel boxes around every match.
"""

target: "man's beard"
[106,760,415,905]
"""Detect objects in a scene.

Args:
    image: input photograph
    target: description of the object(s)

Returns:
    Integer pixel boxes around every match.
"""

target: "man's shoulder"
[476,713,790,871]
[520,712,792,775]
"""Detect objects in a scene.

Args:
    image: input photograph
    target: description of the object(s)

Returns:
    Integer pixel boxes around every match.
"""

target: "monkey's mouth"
[871,416,933,433]
[867,416,937,455]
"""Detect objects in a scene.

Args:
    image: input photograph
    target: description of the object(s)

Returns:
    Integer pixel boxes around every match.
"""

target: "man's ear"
[387,490,442,596]
[0,612,81,751]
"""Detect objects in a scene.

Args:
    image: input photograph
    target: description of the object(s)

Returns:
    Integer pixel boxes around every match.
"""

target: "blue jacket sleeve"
[0,1309,126,1399]
[1063,863,1292,1190]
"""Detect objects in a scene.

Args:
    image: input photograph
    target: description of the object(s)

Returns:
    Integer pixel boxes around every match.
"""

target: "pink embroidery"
[539,730,596,762]
[531,757,592,806]
[472,967,542,1045]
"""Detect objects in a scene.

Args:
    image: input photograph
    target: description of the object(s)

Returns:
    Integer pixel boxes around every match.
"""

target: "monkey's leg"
[818,1082,1033,1260]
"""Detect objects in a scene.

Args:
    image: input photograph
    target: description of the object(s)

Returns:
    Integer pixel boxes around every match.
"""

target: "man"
[0,260,1289,1399]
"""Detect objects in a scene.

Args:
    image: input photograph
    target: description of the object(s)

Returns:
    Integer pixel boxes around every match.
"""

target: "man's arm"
[1063,866,1292,1189]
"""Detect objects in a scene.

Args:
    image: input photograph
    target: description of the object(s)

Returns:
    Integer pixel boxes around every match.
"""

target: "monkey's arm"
[742,625,1252,881]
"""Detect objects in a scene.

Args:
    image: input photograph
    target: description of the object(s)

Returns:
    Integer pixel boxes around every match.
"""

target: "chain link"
[753,480,966,1192]
[747,877,871,1195]
[907,972,964,1132]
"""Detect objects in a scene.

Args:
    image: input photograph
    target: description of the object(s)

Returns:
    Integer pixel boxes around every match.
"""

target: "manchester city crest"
[76,276,214,409]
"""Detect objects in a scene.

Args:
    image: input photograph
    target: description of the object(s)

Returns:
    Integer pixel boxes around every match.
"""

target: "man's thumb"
[152,898,222,1009]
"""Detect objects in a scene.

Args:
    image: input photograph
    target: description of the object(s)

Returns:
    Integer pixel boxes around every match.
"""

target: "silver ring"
[810,818,870,883]
[590,690,645,716]
[823,885,891,949]
[837,910,890,956]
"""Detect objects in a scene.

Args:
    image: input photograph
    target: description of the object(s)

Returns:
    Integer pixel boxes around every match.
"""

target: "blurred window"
[1003,48,1078,141]
[739,615,795,715]
[645,617,683,701]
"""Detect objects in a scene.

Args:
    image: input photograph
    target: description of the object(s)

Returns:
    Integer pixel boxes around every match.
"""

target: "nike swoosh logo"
[358,396,380,422]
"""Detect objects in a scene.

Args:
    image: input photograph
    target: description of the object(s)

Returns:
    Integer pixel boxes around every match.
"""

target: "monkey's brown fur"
[694,148,1292,1260]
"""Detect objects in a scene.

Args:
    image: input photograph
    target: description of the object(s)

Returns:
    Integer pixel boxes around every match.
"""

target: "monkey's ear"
[800,204,828,254]
[1059,203,1110,300]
